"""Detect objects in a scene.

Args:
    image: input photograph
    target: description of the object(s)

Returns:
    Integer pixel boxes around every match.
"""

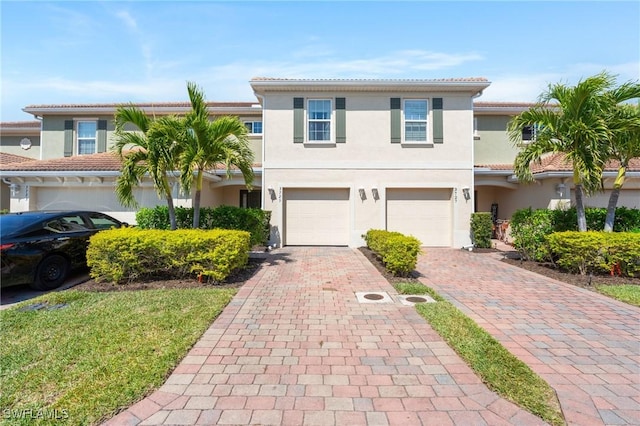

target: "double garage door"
[283,187,452,247]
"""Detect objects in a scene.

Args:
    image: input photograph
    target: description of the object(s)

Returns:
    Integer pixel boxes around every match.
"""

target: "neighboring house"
[473,102,640,221]
[0,102,264,224]
[1,79,638,247]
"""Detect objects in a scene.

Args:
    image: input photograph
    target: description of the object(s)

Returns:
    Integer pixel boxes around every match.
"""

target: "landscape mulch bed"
[75,246,638,293]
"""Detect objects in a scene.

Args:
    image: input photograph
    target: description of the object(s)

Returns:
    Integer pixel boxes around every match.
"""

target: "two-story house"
[251,78,490,248]
[1,78,638,248]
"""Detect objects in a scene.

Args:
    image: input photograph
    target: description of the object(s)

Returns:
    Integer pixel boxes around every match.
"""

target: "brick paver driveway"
[105,247,543,425]
[417,249,640,426]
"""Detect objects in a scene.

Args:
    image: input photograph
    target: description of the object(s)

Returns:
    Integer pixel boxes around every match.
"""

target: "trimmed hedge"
[547,231,640,277]
[136,205,271,246]
[510,206,640,261]
[364,229,421,276]
[87,228,251,284]
[470,212,493,248]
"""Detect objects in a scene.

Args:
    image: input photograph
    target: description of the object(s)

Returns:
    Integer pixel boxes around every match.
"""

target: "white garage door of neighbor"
[36,187,122,211]
[284,188,350,246]
[386,188,452,247]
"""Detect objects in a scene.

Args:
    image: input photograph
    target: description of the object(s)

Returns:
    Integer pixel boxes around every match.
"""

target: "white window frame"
[244,121,263,134]
[403,99,428,143]
[76,120,97,155]
[307,99,333,143]
[521,124,538,145]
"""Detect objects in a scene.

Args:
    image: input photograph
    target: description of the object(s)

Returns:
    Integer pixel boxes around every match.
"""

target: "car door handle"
[56,237,70,241]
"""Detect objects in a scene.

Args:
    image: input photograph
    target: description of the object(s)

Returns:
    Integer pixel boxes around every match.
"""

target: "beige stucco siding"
[263,93,474,168]
[263,168,473,248]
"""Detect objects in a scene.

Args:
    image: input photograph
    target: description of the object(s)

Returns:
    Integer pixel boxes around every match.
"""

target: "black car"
[1,211,125,290]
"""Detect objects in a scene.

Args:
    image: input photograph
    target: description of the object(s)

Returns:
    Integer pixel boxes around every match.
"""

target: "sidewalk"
[104,247,543,426]
[417,248,640,425]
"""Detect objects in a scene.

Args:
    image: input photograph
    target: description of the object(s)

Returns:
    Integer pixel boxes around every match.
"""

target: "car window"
[45,218,88,233]
[87,213,121,230]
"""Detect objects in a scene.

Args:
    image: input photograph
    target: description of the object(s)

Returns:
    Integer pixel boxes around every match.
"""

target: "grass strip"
[595,284,640,306]
[415,298,565,426]
[0,288,236,426]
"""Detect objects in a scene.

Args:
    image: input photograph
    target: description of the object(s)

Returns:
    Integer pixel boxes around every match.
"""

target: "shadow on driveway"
[0,270,90,310]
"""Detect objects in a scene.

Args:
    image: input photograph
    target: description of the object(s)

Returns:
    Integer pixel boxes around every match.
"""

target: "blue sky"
[1,1,639,121]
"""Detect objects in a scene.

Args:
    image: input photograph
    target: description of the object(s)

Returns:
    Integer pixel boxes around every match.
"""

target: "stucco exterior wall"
[0,135,41,159]
[263,168,474,248]
[473,115,521,165]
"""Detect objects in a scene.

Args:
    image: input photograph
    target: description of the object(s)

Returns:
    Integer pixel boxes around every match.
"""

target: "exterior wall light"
[371,187,379,200]
[461,186,471,201]
[267,186,276,200]
[9,183,21,197]
[358,187,366,200]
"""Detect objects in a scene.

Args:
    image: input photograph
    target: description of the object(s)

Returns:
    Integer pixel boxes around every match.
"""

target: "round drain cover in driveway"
[364,293,384,300]
[406,296,428,303]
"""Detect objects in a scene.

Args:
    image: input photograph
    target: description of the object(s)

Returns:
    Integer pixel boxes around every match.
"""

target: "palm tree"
[603,102,640,231]
[179,82,255,228]
[113,106,183,230]
[508,72,625,232]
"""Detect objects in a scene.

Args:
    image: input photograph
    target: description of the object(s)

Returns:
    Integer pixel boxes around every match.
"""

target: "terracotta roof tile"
[0,121,41,129]
[0,152,35,165]
[476,154,640,174]
[23,101,257,110]
[0,151,263,173]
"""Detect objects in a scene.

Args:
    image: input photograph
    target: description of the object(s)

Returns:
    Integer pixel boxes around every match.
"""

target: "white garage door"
[284,188,350,246]
[386,188,452,247]
[35,187,124,211]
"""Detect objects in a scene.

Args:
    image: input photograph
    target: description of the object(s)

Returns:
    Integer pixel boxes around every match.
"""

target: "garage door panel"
[284,188,349,246]
[386,188,452,247]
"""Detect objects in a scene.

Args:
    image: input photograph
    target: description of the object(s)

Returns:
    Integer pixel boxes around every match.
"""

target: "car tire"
[32,255,69,291]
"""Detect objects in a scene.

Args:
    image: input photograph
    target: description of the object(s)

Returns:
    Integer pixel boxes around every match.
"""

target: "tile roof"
[0,152,35,165]
[251,77,490,82]
[476,154,640,174]
[0,121,41,129]
[0,151,263,173]
[23,101,258,109]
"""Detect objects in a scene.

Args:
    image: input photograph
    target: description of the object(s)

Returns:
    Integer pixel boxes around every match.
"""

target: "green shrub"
[136,205,270,246]
[509,208,555,261]
[547,231,640,276]
[87,228,251,284]
[364,229,421,276]
[470,212,493,248]
[510,206,640,261]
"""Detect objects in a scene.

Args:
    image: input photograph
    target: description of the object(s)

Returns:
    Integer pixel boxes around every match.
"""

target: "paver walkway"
[417,249,640,426]
[105,247,543,425]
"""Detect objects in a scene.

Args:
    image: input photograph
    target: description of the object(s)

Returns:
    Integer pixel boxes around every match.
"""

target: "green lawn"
[0,288,236,426]
[596,284,640,306]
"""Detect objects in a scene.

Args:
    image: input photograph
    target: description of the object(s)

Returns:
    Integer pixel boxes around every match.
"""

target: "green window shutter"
[336,97,346,143]
[433,98,443,144]
[390,98,401,143]
[64,120,74,157]
[97,120,107,153]
[293,97,304,143]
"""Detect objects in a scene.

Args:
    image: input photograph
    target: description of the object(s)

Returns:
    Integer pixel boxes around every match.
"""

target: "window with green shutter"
[293,97,304,143]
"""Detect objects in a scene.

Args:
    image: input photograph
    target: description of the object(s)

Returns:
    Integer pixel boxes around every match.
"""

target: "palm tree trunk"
[574,183,587,232]
[604,166,626,232]
[162,179,177,230]
[192,171,203,228]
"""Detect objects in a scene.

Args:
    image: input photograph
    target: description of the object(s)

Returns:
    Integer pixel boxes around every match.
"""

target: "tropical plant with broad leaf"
[113,106,183,230]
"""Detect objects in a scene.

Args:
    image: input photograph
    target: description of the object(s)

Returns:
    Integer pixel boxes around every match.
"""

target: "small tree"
[179,82,255,228]
[603,103,640,231]
[113,107,182,230]
[508,72,638,232]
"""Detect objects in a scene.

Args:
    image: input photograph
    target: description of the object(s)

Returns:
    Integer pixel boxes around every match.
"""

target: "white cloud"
[115,10,138,31]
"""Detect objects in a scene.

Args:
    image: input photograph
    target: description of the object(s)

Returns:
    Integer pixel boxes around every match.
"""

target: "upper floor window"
[245,121,262,134]
[77,121,97,155]
[404,100,428,142]
[522,124,538,143]
[308,99,332,142]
